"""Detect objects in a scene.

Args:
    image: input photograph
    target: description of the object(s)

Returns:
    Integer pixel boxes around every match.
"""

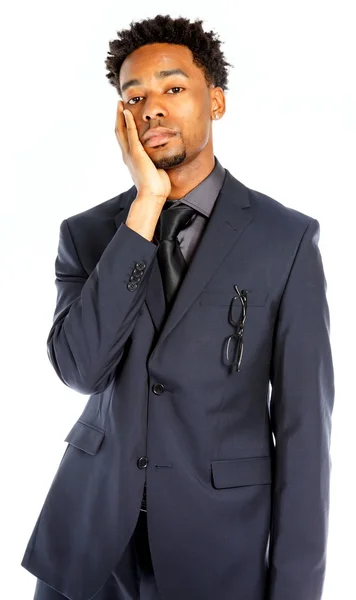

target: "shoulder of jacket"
[247,185,316,234]
[63,185,136,229]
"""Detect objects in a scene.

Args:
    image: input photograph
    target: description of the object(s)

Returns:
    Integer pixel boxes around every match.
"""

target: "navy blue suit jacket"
[21,168,334,600]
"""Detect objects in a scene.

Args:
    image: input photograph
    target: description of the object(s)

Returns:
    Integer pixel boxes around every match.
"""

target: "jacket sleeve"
[266,218,335,600]
[46,218,158,395]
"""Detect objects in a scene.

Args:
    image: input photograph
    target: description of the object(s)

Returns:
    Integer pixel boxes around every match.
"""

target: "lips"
[145,133,176,147]
[142,126,176,143]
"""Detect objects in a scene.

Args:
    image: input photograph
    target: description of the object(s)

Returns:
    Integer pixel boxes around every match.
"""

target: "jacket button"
[152,383,165,394]
[137,456,148,469]
[135,261,146,271]
[127,281,138,291]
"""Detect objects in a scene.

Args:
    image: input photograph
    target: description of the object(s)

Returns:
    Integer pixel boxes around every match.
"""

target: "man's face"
[119,43,217,170]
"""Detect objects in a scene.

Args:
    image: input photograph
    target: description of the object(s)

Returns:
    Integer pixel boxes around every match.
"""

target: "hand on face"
[115,100,172,202]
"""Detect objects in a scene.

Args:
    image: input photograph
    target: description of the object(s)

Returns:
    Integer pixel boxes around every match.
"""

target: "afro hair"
[104,14,233,97]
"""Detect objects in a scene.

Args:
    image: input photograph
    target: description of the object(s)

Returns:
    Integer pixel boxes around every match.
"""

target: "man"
[21,14,335,600]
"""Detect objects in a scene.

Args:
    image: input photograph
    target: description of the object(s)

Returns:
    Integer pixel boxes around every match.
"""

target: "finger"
[123,109,143,152]
[115,101,129,153]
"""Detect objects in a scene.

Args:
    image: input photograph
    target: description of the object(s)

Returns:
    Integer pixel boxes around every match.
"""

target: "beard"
[150,148,186,170]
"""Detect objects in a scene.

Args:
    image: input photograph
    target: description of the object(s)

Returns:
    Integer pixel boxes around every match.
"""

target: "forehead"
[120,43,203,85]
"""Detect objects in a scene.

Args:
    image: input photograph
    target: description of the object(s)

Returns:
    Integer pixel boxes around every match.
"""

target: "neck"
[167,151,215,200]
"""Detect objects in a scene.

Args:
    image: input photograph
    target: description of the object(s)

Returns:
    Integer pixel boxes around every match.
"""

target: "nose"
[144,110,165,122]
[142,96,167,122]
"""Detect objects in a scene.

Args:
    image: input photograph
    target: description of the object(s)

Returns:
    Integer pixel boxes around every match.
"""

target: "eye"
[127,87,184,105]
[167,87,184,94]
[127,97,142,105]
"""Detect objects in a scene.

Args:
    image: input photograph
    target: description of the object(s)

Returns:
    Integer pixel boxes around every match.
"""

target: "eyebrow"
[121,68,190,93]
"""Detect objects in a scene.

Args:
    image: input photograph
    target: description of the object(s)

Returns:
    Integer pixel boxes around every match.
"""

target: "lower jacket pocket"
[211,455,271,489]
[64,420,105,455]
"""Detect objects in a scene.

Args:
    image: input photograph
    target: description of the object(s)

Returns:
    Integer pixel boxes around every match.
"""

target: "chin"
[152,150,187,170]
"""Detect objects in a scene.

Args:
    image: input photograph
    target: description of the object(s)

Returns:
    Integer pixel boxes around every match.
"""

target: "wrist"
[135,193,167,208]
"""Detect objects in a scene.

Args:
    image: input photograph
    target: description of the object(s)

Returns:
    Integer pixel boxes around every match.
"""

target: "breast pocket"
[199,289,268,307]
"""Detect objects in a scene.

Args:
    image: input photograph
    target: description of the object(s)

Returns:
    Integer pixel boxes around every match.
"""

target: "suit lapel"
[114,170,254,348]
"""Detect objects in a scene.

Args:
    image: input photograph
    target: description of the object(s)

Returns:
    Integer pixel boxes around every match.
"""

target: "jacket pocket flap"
[211,456,271,488]
[64,420,105,455]
[200,290,267,306]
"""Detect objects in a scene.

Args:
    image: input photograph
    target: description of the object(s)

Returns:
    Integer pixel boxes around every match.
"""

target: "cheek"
[189,105,209,128]
[178,94,209,121]
[184,122,210,148]
[177,99,211,144]
[192,111,211,145]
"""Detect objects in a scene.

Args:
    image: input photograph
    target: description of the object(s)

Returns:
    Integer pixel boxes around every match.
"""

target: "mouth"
[145,133,176,147]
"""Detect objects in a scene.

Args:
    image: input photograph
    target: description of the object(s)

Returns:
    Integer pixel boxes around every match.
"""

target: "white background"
[1,1,354,598]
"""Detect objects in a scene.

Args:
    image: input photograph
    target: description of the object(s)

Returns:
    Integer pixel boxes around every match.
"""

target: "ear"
[210,86,226,120]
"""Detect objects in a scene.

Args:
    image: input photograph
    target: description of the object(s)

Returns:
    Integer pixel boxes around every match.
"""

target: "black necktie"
[157,202,196,310]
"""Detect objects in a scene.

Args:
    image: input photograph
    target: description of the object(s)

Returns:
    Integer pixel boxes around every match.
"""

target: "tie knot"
[159,204,196,241]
